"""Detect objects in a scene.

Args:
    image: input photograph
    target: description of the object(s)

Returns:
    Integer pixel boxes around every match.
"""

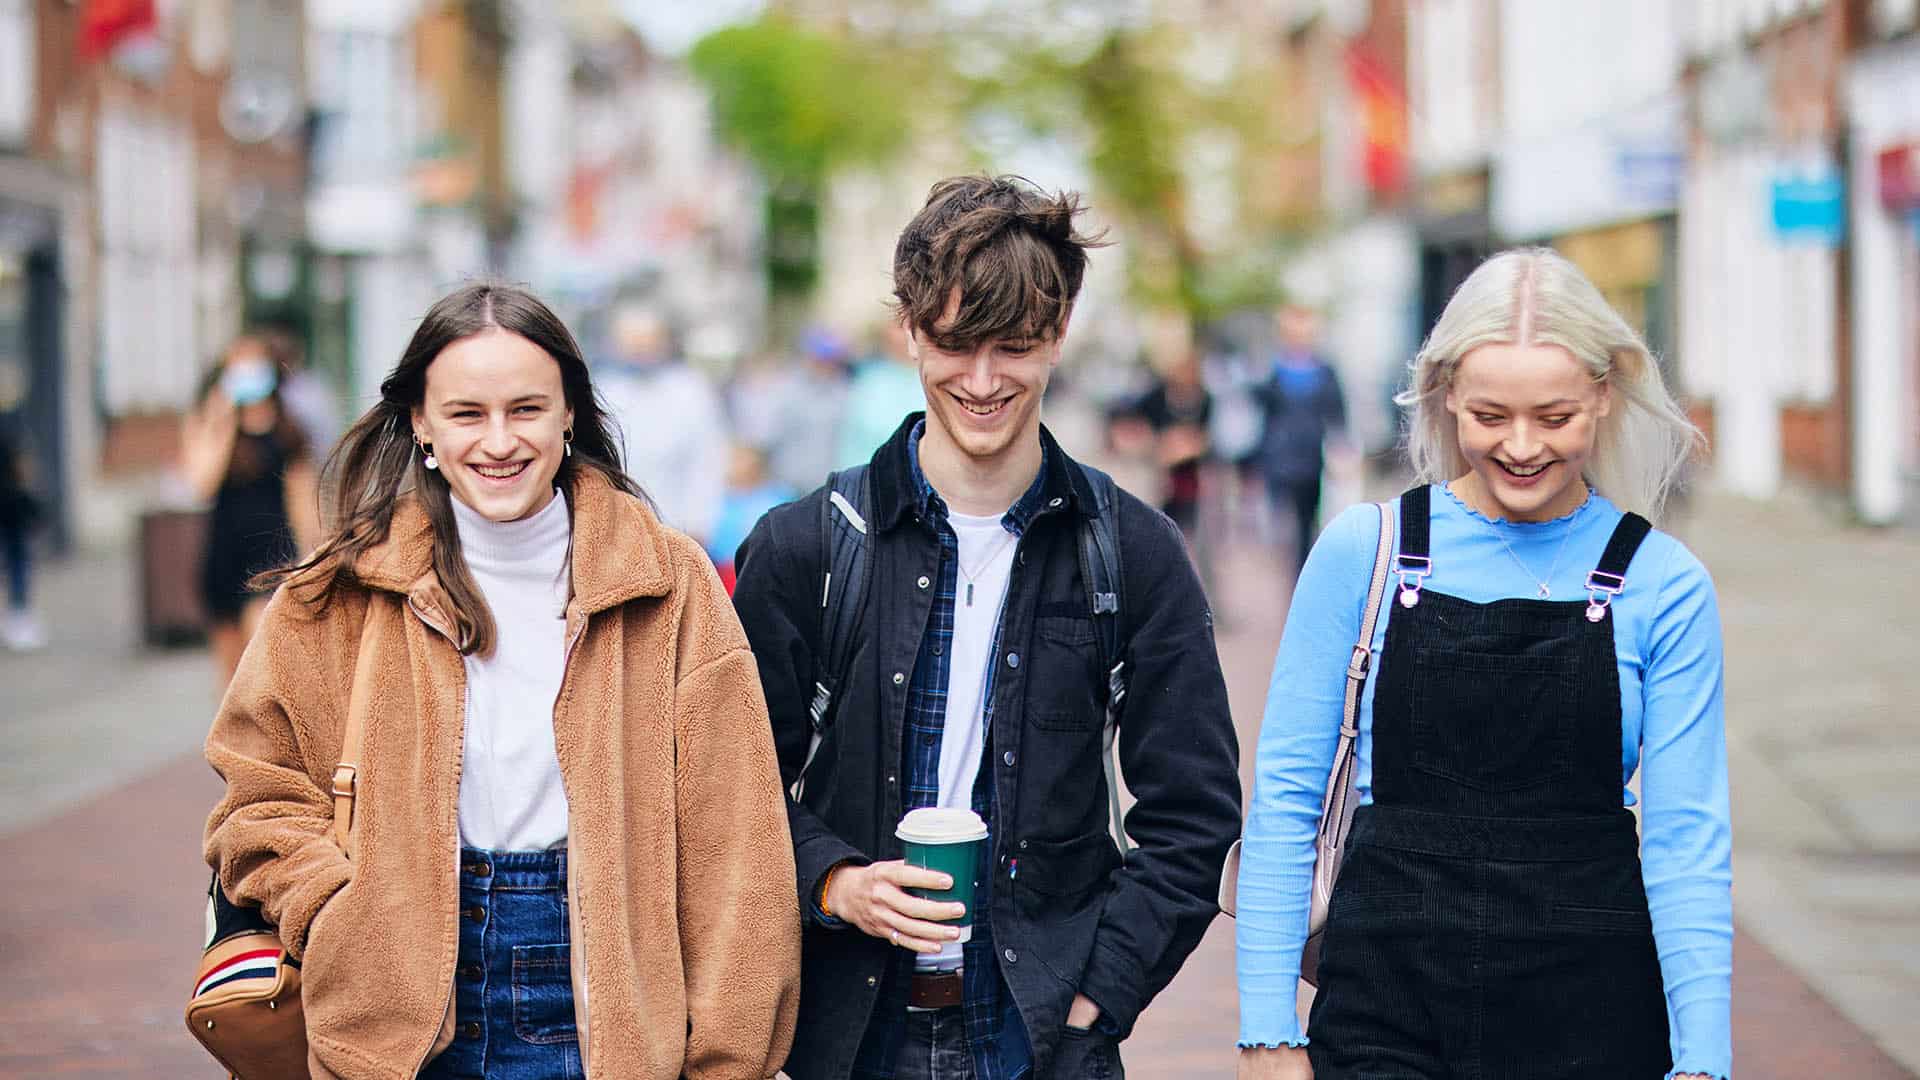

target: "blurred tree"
[941,8,1298,330]
[689,19,912,330]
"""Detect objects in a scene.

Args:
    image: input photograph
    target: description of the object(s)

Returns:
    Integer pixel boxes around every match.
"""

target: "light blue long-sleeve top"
[1235,484,1733,1080]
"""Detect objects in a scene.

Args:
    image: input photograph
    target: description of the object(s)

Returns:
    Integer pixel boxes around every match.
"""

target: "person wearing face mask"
[202,283,800,1078]
[181,335,321,686]
[1234,249,1730,1080]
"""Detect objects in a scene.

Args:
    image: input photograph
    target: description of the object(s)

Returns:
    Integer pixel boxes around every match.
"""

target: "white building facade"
[1846,6,1920,524]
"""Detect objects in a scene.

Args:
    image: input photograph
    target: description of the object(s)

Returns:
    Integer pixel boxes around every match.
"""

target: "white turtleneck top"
[449,490,573,851]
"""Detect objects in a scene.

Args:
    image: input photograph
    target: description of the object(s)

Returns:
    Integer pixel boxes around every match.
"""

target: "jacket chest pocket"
[1410,646,1579,792]
[1024,615,1102,731]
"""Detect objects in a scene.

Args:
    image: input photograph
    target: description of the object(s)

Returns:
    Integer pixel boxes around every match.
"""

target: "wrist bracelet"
[818,865,842,919]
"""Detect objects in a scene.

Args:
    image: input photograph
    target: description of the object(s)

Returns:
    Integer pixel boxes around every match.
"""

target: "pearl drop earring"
[419,438,438,471]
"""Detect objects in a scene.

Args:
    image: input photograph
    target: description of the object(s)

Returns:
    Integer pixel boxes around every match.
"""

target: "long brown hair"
[264,282,644,655]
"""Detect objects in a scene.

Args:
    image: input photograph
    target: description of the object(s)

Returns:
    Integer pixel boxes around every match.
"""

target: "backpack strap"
[795,466,873,801]
[1073,464,1132,855]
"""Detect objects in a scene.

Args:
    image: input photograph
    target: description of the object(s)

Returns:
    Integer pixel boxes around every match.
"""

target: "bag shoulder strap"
[1342,499,1397,732]
[1220,498,1395,917]
[1072,463,1132,854]
[795,466,873,799]
[1310,499,1397,894]
[330,601,383,853]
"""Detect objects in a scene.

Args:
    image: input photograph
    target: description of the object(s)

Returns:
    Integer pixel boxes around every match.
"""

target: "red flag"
[1348,44,1408,199]
[79,0,157,61]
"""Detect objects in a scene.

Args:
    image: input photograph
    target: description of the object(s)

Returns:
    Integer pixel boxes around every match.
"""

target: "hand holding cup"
[823,860,967,953]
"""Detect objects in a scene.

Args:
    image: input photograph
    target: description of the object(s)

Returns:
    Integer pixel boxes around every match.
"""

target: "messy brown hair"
[891,175,1108,350]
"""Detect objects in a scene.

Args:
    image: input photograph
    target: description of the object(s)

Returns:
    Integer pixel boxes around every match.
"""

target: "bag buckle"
[331,764,358,799]
[1347,644,1371,681]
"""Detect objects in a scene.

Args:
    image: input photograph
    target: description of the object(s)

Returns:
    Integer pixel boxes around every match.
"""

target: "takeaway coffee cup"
[896,807,989,942]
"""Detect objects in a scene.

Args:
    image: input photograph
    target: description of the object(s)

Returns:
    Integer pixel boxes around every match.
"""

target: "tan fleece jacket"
[204,470,800,1079]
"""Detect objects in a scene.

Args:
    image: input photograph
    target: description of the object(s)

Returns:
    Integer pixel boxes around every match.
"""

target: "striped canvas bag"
[187,619,374,1078]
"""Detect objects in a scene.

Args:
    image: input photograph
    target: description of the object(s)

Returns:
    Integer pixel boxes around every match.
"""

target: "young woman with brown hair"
[203,282,800,1078]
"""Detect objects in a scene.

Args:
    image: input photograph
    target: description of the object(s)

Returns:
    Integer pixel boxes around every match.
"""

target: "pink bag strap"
[1311,499,1396,888]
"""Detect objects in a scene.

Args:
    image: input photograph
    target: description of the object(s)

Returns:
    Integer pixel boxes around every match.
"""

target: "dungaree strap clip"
[1394,554,1432,608]
[1584,569,1626,622]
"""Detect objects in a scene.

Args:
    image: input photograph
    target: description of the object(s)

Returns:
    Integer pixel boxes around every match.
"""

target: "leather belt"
[907,968,964,1009]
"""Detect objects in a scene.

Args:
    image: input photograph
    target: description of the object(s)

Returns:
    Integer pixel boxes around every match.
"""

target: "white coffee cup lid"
[896,807,989,845]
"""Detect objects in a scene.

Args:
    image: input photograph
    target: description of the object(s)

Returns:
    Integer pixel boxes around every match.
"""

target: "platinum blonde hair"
[1397,247,1703,521]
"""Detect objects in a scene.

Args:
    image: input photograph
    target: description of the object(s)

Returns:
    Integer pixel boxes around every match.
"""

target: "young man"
[733,175,1242,1079]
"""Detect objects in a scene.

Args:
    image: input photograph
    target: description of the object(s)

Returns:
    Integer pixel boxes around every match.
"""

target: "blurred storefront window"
[0,0,31,148]
[95,105,197,414]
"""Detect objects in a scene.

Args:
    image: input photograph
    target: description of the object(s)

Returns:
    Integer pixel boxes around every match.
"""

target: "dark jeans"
[1,521,27,610]
[419,848,581,1080]
[1265,473,1322,575]
[894,1008,975,1080]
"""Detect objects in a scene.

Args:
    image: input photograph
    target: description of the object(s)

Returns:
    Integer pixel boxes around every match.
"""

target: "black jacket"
[733,416,1241,1079]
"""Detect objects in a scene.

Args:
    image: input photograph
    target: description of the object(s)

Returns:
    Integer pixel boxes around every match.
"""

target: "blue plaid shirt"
[849,421,1046,1080]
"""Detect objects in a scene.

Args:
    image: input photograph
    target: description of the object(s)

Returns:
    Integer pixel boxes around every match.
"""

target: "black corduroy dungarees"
[1306,485,1672,1080]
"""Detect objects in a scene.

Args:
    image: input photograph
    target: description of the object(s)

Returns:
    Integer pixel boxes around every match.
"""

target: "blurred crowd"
[0,291,1370,682]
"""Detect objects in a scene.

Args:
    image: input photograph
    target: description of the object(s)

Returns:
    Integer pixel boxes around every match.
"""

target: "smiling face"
[1445,342,1610,522]
[908,292,1061,470]
[411,329,574,523]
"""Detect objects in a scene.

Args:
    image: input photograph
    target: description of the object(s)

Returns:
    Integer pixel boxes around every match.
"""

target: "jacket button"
[887,774,897,786]
[1004,948,1018,964]
[1006,653,1019,669]
[1048,497,1063,508]
[1003,751,1016,767]
[1018,839,1029,850]
[917,575,930,589]
[466,905,487,924]
[893,672,906,686]
[867,975,878,987]
[461,1021,482,1039]
[460,964,482,980]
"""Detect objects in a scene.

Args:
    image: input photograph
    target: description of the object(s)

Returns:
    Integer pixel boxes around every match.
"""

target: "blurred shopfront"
[1847,19,1920,526]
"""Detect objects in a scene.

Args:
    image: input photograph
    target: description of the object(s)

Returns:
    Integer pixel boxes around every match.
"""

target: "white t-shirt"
[922,508,1018,970]
[449,491,573,852]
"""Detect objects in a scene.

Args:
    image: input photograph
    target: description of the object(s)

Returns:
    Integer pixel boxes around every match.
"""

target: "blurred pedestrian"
[202,282,799,1079]
[1130,352,1213,541]
[708,441,796,594]
[1235,249,1728,1080]
[180,335,320,687]
[747,326,852,493]
[734,174,1241,1080]
[836,318,925,469]
[593,303,728,546]
[266,326,345,458]
[0,421,45,651]
[1254,303,1350,575]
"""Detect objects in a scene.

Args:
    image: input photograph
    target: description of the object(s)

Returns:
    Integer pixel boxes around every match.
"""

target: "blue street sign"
[1771,171,1845,246]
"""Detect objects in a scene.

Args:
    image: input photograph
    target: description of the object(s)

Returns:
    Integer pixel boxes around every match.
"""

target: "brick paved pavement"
[1,485,1914,1077]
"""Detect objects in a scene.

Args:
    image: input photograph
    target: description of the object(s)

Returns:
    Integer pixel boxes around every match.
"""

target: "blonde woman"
[203,283,799,1078]
[1235,249,1730,1080]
